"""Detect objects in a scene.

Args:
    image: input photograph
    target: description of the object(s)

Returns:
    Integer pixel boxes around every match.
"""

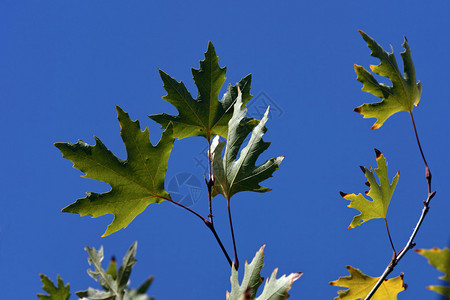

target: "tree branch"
[164,197,232,267]
[364,191,435,300]
[227,199,239,270]
[364,113,435,299]
[206,136,214,224]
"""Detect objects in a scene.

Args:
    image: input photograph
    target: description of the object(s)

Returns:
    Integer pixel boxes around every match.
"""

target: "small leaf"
[135,276,154,295]
[77,242,152,300]
[329,266,406,300]
[340,149,399,229]
[37,274,71,300]
[117,242,138,291]
[106,256,117,280]
[226,245,302,300]
[256,269,302,300]
[149,41,252,140]
[211,89,283,201]
[416,247,450,299]
[125,276,155,300]
[354,30,422,129]
[84,245,118,293]
[55,106,175,236]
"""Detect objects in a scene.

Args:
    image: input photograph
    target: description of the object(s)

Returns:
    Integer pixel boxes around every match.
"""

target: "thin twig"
[165,197,207,223]
[205,220,233,266]
[364,112,435,300]
[227,199,239,270]
[384,218,396,257]
[164,196,232,266]
[206,137,214,224]
[410,112,432,193]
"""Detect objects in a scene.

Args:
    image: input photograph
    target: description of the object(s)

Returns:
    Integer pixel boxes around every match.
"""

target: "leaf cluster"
[52,32,444,300]
[226,245,302,300]
[38,242,154,300]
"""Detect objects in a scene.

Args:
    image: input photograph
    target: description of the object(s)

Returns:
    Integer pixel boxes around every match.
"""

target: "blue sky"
[1,1,449,299]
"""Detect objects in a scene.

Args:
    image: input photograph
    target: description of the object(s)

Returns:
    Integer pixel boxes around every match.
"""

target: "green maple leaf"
[354,30,422,129]
[106,256,118,280]
[416,247,450,299]
[340,149,399,229]
[37,274,71,300]
[211,89,284,201]
[226,245,302,300]
[329,266,406,300]
[149,41,252,140]
[55,106,174,236]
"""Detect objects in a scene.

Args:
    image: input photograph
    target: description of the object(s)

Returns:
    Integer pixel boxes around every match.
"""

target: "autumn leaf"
[354,30,422,129]
[340,149,399,229]
[416,247,450,299]
[211,89,284,201]
[55,106,175,236]
[37,274,71,300]
[226,245,302,300]
[149,41,252,140]
[330,266,406,300]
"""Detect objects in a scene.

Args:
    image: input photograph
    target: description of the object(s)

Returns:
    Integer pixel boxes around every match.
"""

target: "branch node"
[430,191,436,199]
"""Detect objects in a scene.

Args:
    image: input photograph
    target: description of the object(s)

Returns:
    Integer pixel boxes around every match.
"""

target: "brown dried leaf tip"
[340,191,349,198]
[360,166,366,174]
[374,148,382,158]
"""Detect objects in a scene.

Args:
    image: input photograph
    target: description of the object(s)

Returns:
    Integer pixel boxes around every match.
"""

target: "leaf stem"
[410,112,432,193]
[164,197,232,266]
[227,199,239,270]
[206,136,214,224]
[384,218,396,257]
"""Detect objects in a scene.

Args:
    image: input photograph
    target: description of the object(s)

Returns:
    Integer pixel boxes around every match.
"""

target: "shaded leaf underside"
[227,245,302,300]
[212,89,283,201]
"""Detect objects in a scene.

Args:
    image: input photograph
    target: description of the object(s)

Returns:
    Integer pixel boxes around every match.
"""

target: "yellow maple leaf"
[329,266,406,300]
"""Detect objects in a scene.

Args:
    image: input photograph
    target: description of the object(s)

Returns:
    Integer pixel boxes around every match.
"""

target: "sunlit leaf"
[37,274,71,300]
[354,30,422,129]
[340,149,399,229]
[416,247,450,299]
[226,245,302,300]
[330,266,406,300]
[149,41,252,140]
[55,107,174,236]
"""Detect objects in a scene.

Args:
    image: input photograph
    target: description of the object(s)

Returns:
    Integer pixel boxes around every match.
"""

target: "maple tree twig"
[206,137,214,224]
[410,112,432,193]
[165,197,232,267]
[365,115,435,300]
[227,199,239,270]
[364,190,435,300]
